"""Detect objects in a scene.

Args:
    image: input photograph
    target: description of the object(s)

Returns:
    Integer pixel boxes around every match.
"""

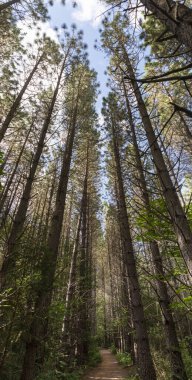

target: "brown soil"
[83,349,132,380]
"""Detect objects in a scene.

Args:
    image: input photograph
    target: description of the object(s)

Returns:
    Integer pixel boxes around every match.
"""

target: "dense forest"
[0,0,192,379]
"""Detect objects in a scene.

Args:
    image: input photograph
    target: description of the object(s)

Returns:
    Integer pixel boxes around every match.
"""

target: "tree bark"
[44,166,57,240]
[60,210,82,363]
[107,237,118,346]
[0,0,20,12]
[123,78,188,380]
[77,148,89,364]
[0,55,43,142]
[0,119,34,213]
[20,100,79,380]
[122,51,192,277]
[0,174,22,228]
[0,57,67,289]
[141,0,192,49]
[114,182,135,360]
[111,110,157,380]
[0,141,15,174]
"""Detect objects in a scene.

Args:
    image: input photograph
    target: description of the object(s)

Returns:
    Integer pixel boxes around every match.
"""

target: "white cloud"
[69,0,106,27]
[17,19,59,47]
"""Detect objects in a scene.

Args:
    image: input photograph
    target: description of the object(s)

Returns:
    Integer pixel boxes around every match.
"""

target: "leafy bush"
[116,352,132,366]
[181,338,192,379]
[37,368,84,380]
[110,344,117,355]
[57,370,84,380]
[37,370,57,380]
[88,350,101,367]
[88,338,102,367]
[152,350,171,380]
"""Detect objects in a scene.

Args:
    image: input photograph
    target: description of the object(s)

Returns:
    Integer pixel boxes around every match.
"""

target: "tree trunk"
[164,87,192,149]
[114,181,135,361]
[141,0,192,49]
[102,261,108,347]
[0,0,20,12]
[121,254,135,362]
[20,102,78,380]
[0,55,43,142]
[77,149,89,364]
[60,212,82,362]
[107,238,117,346]
[0,174,22,229]
[158,133,185,207]
[0,57,67,290]
[44,166,57,240]
[123,78,188,380]
[122,51,192,277]
[111,112,157,380]
[0,120,34,213]
[0,141,15,174]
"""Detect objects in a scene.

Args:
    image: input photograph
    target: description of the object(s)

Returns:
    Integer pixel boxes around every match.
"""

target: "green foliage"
[36,350,85,380]
[171,297,192,311]
[55,369,84,380]
[116,352,132,367]
[152,350,172,380]
[181,338,192,379]
[135,198,174,243]
[88,349,101,367]
[110,344,117,355]
[37,370,57,380]
[37,368,84,380]
[186,202,192,231]
[0,352,21,380]
[49,301,65,324]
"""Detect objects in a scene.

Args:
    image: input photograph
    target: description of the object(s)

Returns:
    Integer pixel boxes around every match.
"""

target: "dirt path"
[83,349,131,379]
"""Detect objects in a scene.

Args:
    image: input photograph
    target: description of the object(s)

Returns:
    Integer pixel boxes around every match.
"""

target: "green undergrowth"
[65,340,101,380]
[181,339,192,380]
[110,346,138,379]
[58,347,101,380]
[152,350,171,380]
[37,369,84,380]
[110,339,192,380]
[116,352,132,367]
[152,339,192,380]
[116,352,138,379]
[57,370,84,380]
[37,340,101,380]
[87,345,102,367]
[110,344,117,355]
[110,345,132,367]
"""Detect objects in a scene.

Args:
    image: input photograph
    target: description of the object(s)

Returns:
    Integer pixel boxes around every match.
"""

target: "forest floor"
[83,349,134,379]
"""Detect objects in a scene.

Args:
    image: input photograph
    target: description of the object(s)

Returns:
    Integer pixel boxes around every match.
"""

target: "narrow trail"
[83,349,131,379]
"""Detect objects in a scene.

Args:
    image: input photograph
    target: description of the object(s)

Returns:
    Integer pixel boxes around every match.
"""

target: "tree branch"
[170,102,192,118]
[125,62,192,84]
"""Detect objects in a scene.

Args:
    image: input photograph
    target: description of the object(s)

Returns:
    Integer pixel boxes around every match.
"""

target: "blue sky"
[48,0,109,115]
[17,1,109,202]
[18,1,145,115]
[47,0,109,203]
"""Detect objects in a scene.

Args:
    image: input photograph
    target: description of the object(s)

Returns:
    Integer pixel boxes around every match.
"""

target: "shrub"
[152,350,171,380]
[110,344,117,355]
[116,352,132,367]
[88,338,102,367]
[181,338,192,379]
